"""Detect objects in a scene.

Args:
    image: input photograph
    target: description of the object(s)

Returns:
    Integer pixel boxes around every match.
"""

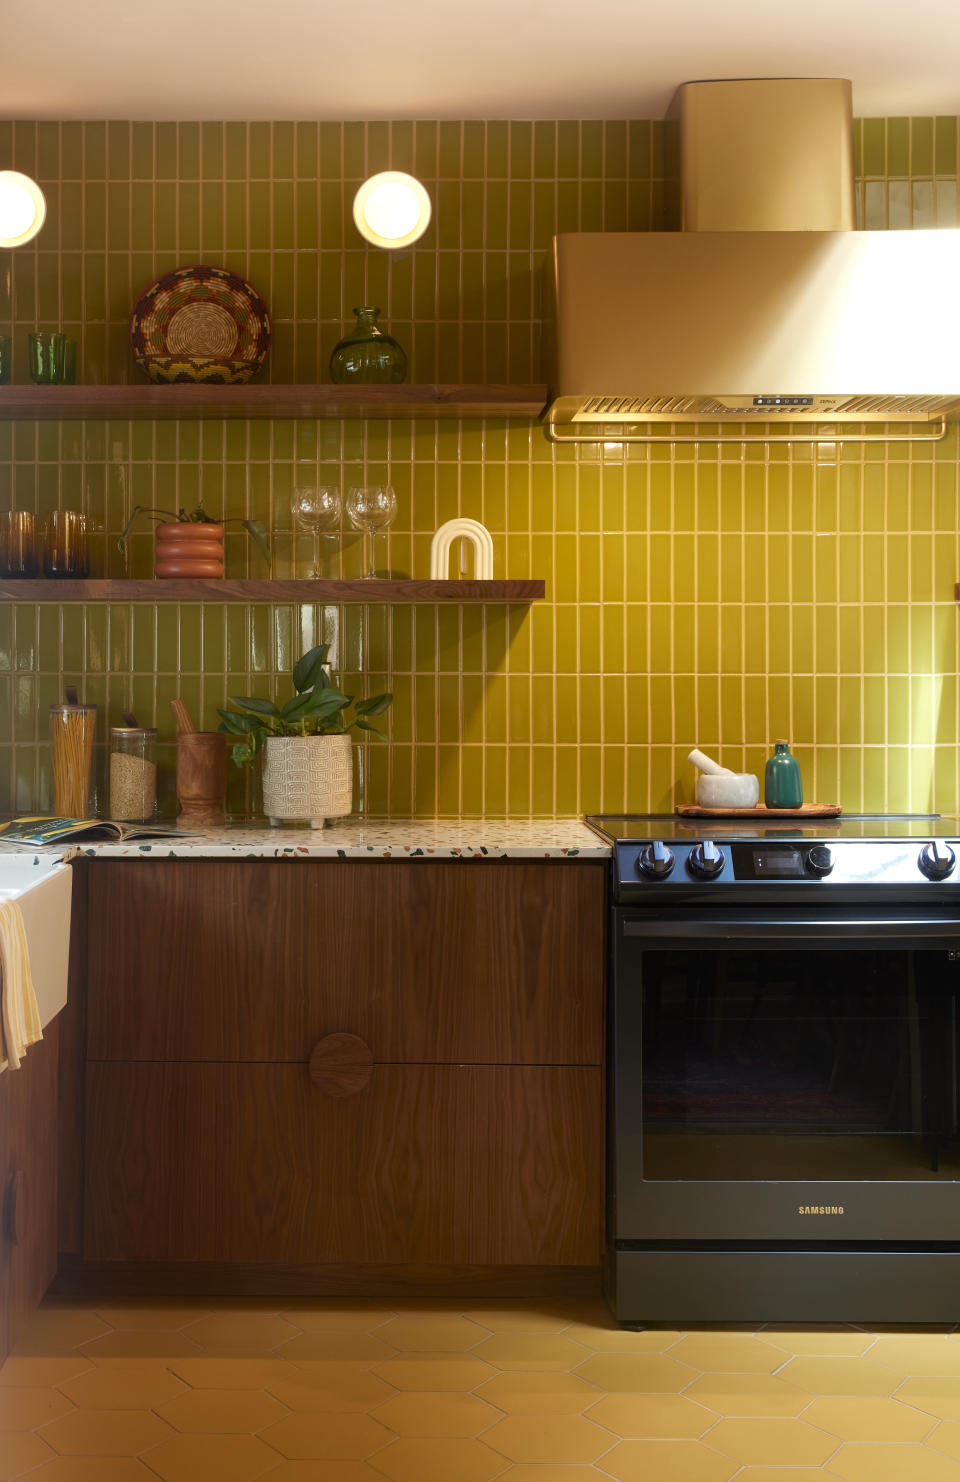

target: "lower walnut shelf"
[0,578,545,604]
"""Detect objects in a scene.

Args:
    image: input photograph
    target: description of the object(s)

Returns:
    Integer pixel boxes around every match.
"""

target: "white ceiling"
[4,0,960,121]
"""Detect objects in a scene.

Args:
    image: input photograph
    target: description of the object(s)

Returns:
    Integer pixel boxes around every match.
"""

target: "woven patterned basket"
[261,735,353,829]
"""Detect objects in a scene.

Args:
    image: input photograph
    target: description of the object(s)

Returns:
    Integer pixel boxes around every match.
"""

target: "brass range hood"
[544,79,960,444]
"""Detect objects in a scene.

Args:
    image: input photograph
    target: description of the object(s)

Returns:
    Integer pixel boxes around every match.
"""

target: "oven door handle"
[623,915,960,942]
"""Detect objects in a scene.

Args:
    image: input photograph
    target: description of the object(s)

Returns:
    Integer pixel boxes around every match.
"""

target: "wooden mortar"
[176,732,227,824]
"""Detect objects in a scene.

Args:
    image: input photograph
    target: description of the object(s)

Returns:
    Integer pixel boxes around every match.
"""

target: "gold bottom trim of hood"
[542,408,949,446]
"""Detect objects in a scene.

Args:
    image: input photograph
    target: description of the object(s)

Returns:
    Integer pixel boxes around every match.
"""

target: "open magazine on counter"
[0,816,194,846]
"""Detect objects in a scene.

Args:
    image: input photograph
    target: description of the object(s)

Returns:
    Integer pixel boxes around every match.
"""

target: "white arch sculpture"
[429,518,495,580]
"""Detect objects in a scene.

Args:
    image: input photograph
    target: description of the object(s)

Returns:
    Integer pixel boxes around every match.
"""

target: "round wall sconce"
[0,171,47,248]
[352,172,431,249]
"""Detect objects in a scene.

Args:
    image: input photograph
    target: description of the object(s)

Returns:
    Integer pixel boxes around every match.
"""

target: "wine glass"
[291,485,341,577]
[345,484,397,579]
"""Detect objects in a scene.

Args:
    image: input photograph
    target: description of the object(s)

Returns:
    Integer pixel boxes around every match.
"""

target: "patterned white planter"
[261,734,353,829]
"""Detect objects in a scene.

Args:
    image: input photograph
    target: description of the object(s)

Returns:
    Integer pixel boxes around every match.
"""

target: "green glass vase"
[764,739,803,809]
[329,307,407,385]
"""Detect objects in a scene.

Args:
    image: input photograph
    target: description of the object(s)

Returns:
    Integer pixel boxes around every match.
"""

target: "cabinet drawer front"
[87,860,603,1064]
[84,1062,601,1267]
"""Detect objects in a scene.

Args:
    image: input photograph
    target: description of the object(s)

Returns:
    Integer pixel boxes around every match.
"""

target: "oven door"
[612,905,960,1242]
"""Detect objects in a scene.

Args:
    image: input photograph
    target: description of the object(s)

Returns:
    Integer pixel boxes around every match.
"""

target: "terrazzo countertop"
[0,818,611,861]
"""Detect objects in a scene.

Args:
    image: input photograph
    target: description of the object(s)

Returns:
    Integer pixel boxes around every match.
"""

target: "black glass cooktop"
[585,813,957,844]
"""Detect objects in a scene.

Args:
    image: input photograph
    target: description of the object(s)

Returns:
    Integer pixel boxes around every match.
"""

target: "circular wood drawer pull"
[308,1032,373,1098]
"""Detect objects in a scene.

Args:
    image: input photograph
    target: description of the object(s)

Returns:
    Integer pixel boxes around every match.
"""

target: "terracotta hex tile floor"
[3,1297,960,1479]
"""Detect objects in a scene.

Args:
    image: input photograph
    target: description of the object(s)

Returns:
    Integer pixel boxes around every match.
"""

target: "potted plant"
[118,504,270,578]
[217,643,392,828]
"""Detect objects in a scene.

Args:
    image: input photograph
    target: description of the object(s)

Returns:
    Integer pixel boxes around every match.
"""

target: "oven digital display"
[751,848,803,877]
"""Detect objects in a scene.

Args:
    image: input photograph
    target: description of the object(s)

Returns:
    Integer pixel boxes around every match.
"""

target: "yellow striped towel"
[0,897,42,1071]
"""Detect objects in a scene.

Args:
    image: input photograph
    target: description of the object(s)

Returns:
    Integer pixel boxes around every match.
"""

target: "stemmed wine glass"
[291,484,341,577]
[345,484,397,579]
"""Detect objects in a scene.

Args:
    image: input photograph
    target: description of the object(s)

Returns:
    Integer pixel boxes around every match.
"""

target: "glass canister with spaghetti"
[49,692,97,817]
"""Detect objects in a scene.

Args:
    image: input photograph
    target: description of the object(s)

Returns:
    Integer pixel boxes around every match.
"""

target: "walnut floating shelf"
[0,383,548,421]
[0,579,545,604]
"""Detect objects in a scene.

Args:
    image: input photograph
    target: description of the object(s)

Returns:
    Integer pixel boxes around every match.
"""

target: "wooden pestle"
[170,698,197,734]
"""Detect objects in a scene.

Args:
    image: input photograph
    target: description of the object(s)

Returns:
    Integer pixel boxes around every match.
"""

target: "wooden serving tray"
[677,804,842,819]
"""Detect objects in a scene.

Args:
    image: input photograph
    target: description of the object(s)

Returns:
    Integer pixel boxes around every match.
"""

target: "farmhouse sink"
[0,856,72,1063]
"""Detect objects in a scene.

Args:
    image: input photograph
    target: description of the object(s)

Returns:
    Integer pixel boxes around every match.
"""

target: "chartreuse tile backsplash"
[0,116,959,817]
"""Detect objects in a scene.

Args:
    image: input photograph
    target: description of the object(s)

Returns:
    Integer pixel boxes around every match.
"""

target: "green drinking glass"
[28,331,65,385]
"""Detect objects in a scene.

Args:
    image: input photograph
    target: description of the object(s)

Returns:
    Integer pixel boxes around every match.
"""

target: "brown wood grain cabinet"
[0,1024,59,1361]
[80,859,605,1294]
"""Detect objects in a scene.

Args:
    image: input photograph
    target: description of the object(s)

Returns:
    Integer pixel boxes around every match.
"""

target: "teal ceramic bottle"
[329,307,407,384]
[764,739,803,809]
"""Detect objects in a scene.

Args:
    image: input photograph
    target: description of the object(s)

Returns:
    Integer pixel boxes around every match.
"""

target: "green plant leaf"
[292,644,331,693]
[217,709,264,734]
[242,518,271,566]
[116,504,180,555]
[354,718,389,741]
[229,694,280,717]
[231,742,253,766]
[302,687,350,716]
[279,689,319,723]
[354,691,393,717]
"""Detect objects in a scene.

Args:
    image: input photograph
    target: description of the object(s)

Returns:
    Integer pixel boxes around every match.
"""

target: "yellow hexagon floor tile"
[483,1413,613,1464]
[774,1356,898,1396]
[928,1421,960,1461]
[93,1305,213,1332]
[13,1306,113,1353]
[734,1471,840,1481]
[255,1465,385,1482]
[561,1324,684,1353]
[492,1470,607,1482]
[371,1357,498,1392]
[471,1333,593,1371]
[77,1332,204,1360]
[37,1406,175,1456]
[140,1433,281,1482]
[265,1364,395,1413]
[760,1328,875,1357]
[0,1429,56,1475]
[259,1411,395,1460]
[179,1313,301,1352]
[705,1417,837,1466]
[585,1393,716,1438]
[896,1379,960,1421]
[827,1440,960,1480]
[0,1355,92,1388]
[57,1360,190,1411]
[278,1304,397,1334]
[0,1385,75,1429]
[276,1334,396,1363]
[669,1335,786,1374]
[13,1460,159,1481]
[462,1305,578,1334]
[598,1437,737,1482]
[369,1437,503,1482]
[868,1337,960,1378]
[475,1371,602,1414]
[372,1392,501,1437]
[166,1357,296,1390]
[154,1386,289,1434]
[802,1395,935,1441]
[573,1353,695,1392]
[373,1316,491,1353]
[683,1374,810,1418]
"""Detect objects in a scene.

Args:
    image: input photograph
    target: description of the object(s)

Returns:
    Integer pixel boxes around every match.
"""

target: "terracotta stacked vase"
[155,521,224,578]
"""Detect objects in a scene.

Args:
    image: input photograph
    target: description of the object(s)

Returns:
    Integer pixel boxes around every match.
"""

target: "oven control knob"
[806,844,834,877]
[636,841,675,880]
[919,840,956,880]
[687,840,725,879]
